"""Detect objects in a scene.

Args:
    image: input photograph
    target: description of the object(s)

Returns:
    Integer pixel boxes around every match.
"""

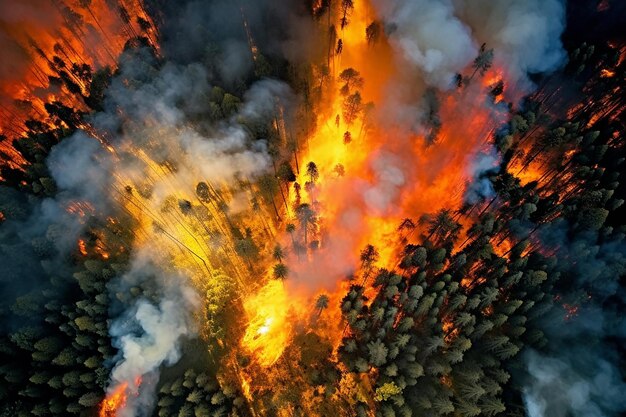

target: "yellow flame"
[242,280,291,366]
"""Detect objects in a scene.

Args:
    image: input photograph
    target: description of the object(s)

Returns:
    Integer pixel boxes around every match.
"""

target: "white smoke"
[108,248,200,417]
[453,0,567,88]
[25,132,115,255]
[47,132,113,209]
[373,0,566,90]
[89,49,294,413]
[373,0,478,89]
[364,152,407,213]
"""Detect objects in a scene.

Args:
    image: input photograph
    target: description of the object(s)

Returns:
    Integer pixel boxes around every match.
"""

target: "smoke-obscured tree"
[340,0,354,29]
[339,68,364,96]
[272,244,284,263]
[296,203,316,245]
[343,131,352,144]
[366,21,382,45]
[334,163,346,177]
[315,294,330,317]
[421,88,442,143]
[196,182,212,203]
[234,237,258,269]
[306,161,320,185]
[273,263,289,280]
[221,93,241,117]
[258,174,281,219]
[470,43,494,81]
[343,92,363,126]
[359,244,380,286]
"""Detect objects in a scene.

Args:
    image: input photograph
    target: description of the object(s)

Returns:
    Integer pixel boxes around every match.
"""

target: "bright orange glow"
[99,377,142,417]
[66,201,95,218]
[509,147,547,186]
[2,0,567,409]
[0,0,158,169]
[601,69,615,78]
[242,280,292,367]
[236,0,513,374]
[442,317,459,343]
[99,382,128,417]
[492,237,513,258]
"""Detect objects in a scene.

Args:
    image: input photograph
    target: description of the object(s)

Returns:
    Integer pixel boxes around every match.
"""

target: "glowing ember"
[66,201,95,218]
[597,0,610,12]
[600,69,616,78]
[78,239,88,256]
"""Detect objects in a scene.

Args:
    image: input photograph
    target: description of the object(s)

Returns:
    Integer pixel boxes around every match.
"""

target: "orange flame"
[99,376,142,417]
[0,0,158,168]
[99,382,128,417]
[78,239,88,256]
[600,69,615,78]
[239,0,514,370]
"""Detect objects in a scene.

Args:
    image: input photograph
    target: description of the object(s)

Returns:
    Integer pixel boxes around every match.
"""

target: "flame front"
[99,376,142,417]
[238,0,510,374]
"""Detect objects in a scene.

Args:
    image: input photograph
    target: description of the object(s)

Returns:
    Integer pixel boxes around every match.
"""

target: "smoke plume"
[373,0,566,91]
[108,247,200,417]
[464,146,500,204]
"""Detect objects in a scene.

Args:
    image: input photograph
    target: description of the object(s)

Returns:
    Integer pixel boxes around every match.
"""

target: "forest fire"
[99,377,142,417]
[238,0,516,388]
[1,1,625,417]
[0,0,157,170]
[98,376,142,417]
[99,382,129,417]
[600,69,616,78]
[67,200,95,218]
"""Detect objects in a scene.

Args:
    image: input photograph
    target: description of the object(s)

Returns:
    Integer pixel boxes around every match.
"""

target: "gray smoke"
[47,132,113,208]
[373,0,477,89]
[521,221,626,417]
[464,146,500,204]
[364,152,407,214]
[523,346,626,417]
[34,131,113,254]
[522,303,626,417]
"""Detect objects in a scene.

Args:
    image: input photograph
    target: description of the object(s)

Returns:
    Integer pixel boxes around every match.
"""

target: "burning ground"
[0,1,625,417]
